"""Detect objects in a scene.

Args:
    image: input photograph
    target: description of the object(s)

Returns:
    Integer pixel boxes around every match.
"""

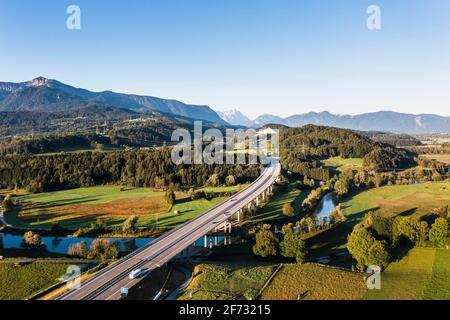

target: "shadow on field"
[306,208,378,259]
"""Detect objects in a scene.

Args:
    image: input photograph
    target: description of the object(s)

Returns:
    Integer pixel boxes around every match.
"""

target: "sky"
[0,0,449,119]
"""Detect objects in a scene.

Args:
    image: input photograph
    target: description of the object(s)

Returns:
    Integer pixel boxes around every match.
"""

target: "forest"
[279,125,417,180]
[0,149,260,192]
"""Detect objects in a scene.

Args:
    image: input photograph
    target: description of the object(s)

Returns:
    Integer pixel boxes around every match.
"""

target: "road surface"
[58,160,281,300]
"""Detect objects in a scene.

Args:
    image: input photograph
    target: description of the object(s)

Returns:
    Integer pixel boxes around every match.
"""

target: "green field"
[322,157,363,173]
[0,262,72,300]
[363,248,450,300]
[245,185,307,224]
[342,182,450,219]
[35,145,124,156]
[18,186,165,205]
[260,264,367,300]
[9,185,239,230]
[179,264,276,300]
[306,182,450,257]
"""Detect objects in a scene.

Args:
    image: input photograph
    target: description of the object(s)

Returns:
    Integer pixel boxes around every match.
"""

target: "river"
[312,192,336,220]
[0,233,225,255]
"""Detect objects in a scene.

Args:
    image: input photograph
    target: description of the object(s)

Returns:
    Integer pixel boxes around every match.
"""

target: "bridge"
[58,159,281,300]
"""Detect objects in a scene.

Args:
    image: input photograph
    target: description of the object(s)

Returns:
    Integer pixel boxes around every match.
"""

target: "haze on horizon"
[0,0,449,119]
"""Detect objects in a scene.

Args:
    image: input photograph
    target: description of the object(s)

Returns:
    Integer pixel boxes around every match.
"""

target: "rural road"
[57,159,281,300]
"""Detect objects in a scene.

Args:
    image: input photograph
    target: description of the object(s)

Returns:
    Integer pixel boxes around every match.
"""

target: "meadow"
[363,248,450,300]
[321,157,363,173]
[0,262,72,300]
[260,264,367,300]
[9,185,240,230]
[306,182,450,257]
[342,182,450,219]
[245,184,307,225]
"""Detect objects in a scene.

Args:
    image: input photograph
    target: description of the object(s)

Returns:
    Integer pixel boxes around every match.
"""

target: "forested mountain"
[361,132,423,147]
[0,109,225,152]
[0,105,139,136]
[279,125,417,180]
[0,77,227,124]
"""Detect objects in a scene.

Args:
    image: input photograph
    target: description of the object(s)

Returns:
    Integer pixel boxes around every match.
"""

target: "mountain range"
[1,77,449,134]
[217,110,450,134]
[0,77,227,124]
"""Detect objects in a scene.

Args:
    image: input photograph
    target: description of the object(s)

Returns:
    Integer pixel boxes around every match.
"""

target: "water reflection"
[313,192,336,219]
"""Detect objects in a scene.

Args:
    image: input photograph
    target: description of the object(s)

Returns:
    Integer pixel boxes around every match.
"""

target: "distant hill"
[279,124,417,178]
[252,111,450,134]
[0,77,227,124]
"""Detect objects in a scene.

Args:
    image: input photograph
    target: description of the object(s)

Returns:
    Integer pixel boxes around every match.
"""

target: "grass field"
[342,182,450,219]
[245,185,307,224]
[0,262,72,300]
[322,157,363,173]
[421,154,450,165]
[179,264,276,300]
[260,263,367,300]
[35,145,123,156]
[306,182,450,257]
[9,185,239,230]
[363,248,450,300]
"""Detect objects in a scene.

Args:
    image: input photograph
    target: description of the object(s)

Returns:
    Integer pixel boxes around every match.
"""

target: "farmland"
[363,248,450,300]
[260,264,367,300]
[0,262,73,300]
[8,185,240,230]
[179,264,276,300]
[342,182,450,219]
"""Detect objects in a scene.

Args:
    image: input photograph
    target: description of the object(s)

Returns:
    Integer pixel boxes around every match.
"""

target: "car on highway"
[129,269,143,280]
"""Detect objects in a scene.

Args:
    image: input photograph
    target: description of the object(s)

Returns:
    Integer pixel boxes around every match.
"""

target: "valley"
[0,78,449,302]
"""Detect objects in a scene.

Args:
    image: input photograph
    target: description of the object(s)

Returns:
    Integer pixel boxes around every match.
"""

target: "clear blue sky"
[0,0,449,118]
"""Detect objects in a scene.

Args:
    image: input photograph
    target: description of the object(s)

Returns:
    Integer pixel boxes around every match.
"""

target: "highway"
[58,160,281,300]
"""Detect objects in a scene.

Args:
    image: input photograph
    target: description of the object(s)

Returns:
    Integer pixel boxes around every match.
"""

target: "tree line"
[0,149,260,193]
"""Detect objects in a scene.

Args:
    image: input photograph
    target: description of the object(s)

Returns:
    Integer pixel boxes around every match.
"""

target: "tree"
[305,217,315,233]
[279,230,307,264]
[253,228,278,258]
[347,224,375,270]
[88,239,120,261]
[122,215,139,234]
[282,203,295,216]
[68,241,89,258]
[22,231,44,248]
[225,175,236,186]
[187,188,195,199]
[368,240,390,269]
[392,216,424,246]
[334,180,349,196]
[165,189,176,206]
[1,195,14,213]
[429,218,449,248]
[206,174,220,187]
[374,174,383,188]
